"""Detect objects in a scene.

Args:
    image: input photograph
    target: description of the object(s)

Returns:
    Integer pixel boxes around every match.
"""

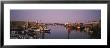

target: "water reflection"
[38,25,92,39]
[67,32,70,39]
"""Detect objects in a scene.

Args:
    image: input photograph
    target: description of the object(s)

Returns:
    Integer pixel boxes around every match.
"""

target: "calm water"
[41,25,91,39]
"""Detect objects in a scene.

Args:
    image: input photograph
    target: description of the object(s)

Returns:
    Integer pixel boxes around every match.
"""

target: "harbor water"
[40,25,91,39]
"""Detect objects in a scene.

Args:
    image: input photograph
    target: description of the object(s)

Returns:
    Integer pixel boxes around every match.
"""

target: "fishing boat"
[41,29,51,33]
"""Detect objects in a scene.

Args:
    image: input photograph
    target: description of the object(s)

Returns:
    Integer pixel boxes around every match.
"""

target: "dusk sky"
[10,9,101,23]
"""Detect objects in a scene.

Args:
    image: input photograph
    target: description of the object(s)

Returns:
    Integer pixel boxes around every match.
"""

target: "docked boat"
[41,29,51,33]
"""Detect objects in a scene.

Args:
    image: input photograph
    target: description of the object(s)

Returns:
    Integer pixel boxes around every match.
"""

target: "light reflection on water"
[42,25,91,39]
